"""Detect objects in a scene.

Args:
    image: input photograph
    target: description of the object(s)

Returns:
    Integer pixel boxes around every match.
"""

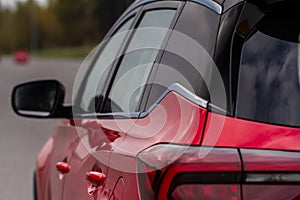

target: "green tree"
[92,0,134,37]
[0,9,18,52]
[0,0,135,53]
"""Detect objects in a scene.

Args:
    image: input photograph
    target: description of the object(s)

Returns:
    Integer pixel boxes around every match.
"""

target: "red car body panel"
[202,112,300,151]
[61,118,136,200]
[110,91,207,199]
[37,119,81,200]
[36,91,207,200]
[36,88,300,199]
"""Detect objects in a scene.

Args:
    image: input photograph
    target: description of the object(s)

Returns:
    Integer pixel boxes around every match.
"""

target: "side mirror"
[12,80,71,118]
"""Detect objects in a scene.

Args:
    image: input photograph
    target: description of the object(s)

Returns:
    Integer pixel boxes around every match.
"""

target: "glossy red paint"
[36,90,207,200]
[110,178,125,200]
[61,118,136,200]
[36,93,300,200]
[116,91,206,155]
[36,136,54,200]
[202,112,300,151]
[36,119,80,200]
[109,91,207,199]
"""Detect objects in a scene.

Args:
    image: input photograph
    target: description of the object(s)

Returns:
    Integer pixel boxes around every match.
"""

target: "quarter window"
[144,3,220,111]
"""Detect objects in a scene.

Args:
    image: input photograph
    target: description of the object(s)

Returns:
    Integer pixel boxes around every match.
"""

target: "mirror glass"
[13,81,59,117]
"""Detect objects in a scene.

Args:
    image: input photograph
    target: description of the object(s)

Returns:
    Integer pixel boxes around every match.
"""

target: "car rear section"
[127,0,300,199]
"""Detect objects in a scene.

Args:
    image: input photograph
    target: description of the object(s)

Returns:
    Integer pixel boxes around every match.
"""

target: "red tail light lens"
[138,145,300,200]
[172,184,240,200]
[240,149,300,172]
[137,144,241,200]
[241,149,300,200]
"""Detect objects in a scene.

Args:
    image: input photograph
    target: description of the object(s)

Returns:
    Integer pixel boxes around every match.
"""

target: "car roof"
[129,0,227,14]
[128,0,298,15]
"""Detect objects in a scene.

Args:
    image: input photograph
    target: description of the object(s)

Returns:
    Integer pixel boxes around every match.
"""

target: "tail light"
[171,184,240,200]
[137,144,241,200]
[241,149,300,200]
[137,144,300,200]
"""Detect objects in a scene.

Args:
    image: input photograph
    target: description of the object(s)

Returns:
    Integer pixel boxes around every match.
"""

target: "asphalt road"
[0,56,82,199]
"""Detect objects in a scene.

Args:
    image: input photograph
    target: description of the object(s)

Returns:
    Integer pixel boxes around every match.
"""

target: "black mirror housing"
[11,80,72,118]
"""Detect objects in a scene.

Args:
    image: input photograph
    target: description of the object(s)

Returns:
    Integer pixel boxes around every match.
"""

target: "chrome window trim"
[131,0,222,14]
[78,83,208,119]
[191,0,222,14]
[140,83,208,118]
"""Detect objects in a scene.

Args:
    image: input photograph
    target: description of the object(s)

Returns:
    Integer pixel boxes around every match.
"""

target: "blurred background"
[0,0,133,57]
[0,0,133,199]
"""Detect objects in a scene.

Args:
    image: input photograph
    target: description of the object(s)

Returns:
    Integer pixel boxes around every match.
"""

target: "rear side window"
[144,3,220,111]
[78,17,134,112]
[237,12,300,127]
[103,9,176,113]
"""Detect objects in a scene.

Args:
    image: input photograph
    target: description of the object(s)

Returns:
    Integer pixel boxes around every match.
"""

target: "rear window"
[237,12,300,127]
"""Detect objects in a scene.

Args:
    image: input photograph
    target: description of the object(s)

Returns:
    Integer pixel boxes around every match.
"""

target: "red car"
[11,0,300,199]
[14,50,29,63]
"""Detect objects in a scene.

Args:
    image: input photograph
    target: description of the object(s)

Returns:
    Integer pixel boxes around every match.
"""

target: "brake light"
[137,144,300,200]
[241,149,300,200]
[241,149,300,172]
[172,184,240,200]
[137,144,241,200]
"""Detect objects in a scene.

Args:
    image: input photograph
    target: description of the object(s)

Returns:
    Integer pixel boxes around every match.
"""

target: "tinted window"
[144,3,220,111]
[145,52,210,111]
[237,13,300,127]
[103,9,176,113]
[78,18,134,112]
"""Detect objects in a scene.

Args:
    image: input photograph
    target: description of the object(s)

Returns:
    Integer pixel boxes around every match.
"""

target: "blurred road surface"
[0,56,82,199]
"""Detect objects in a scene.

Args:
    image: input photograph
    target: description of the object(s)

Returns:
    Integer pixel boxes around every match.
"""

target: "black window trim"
[230,2,265,117]
[141,1,223,116]
[136,1,186,112]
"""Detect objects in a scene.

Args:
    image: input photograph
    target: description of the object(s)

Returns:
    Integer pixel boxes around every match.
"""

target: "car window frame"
[97,1,185,119]
[230,2,265,116]
[74,7,142,116]
[140,1,222,116]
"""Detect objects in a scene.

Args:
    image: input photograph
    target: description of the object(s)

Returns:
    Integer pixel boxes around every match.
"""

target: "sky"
[0,0,48,8]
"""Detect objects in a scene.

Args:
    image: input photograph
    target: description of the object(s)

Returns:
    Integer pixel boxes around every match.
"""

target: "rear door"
[61,9,140,200]
[100,2,184,199]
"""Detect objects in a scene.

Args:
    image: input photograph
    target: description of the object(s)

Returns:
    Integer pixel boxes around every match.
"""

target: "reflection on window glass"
[79,18,134,112]
[104,9,176,113]
[237,30,300,127]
